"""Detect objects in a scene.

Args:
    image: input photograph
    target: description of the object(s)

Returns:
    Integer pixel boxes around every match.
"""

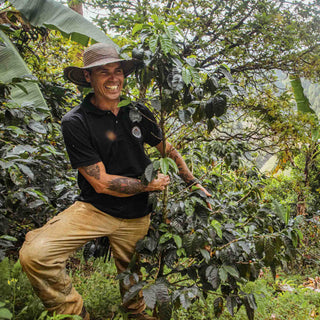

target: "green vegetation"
[1,0,320,319]
[1,255,320,320]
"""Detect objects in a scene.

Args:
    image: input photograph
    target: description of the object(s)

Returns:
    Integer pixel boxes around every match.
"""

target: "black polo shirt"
[61,93,162,219]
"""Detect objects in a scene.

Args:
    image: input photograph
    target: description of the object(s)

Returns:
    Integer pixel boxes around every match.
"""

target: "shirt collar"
[80,93,129,116]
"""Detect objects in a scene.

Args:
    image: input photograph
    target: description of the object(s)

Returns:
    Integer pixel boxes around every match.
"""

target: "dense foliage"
[1,0,320,319]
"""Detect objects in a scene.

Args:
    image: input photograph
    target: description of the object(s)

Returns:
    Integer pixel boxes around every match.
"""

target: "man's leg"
[108,214,151,315]
[19,201,121,317]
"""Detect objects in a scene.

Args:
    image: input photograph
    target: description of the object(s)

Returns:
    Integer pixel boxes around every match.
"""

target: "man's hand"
[194,183,212,210]
[146,173,170,191]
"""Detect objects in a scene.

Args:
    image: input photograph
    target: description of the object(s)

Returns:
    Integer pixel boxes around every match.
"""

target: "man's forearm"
[80,162,169,197]
[166,146,196,185]
[81,163,146,197]
[106,176,146,196]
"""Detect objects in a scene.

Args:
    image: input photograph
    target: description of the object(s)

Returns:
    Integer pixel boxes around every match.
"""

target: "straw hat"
[64,43,137,87]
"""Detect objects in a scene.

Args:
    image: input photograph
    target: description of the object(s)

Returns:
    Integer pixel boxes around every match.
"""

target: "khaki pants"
[19,201,150,317]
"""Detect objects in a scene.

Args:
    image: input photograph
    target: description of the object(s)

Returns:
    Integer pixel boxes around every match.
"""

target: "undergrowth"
[1,254,320,320]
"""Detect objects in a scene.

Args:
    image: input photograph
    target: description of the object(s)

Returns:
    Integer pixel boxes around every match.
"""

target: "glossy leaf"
[160,157,169,175]
[206,265,220,290]
[160,35,172,54]
[182,67,192,86]
[118,99,132,108]
[143,286,157,309]
[211,220,223,239]
[0,30,48,109]
[10,0,114,46]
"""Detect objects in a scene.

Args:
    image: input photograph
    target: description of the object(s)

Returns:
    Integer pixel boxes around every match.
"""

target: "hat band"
[84,53,120,67]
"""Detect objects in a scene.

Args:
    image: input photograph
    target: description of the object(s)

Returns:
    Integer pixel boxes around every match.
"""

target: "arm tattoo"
[107,177,144,194]
[179,171,194,184]
[84,164,100,180]
[168,147,194,183]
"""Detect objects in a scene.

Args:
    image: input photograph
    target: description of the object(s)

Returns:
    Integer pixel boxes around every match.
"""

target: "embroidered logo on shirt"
[132,126,142,139]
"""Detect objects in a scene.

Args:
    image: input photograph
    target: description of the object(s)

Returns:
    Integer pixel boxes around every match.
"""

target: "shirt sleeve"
[137,104,163,147]
[61,114,101,169]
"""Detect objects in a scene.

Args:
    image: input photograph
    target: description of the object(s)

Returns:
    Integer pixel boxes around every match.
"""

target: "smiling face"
[84,62,124,107]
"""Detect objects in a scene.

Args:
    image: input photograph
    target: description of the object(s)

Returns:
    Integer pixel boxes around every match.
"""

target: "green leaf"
[0,30,48,110]
[289,75,315,114]
[149,35,159,53]
[178,109,191,123]
[247,293,257,310]
[296,229,304,242]
[159,233,172,244]
[118,99,131,108]
[173,235,182,248]
[160,157,169,175]
[222,264,239,278]
[132,23,144,35]
[144,163,155,183]
[0,235,17,242]
[200,248,211,263]
[264,238,275,264]
[226,296,237,317]
[10,0,114,46]
[0,308,13,319]
[158,301,172,320]
[182,67,192,85]
[206,265,220,290]
[6,126,24,137]
[219,267,228,282]
[211,220,223,239]
[272,200,289,225]
[167,157,178,173]
[160,35,172,54]
[190,67,201,86]
[123,283,145,304]
[165,24,176,39]
[143,286,157,309]
[28,120,47,134]
[155,282,170,303]
[17,164,34,180]
[219,65,233,83]
[14,83,28,94]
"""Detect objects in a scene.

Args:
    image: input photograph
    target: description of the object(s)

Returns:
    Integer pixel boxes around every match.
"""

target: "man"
[19,43,211,320]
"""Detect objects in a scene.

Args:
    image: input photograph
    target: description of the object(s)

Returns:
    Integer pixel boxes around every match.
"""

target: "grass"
[1,255,320,320]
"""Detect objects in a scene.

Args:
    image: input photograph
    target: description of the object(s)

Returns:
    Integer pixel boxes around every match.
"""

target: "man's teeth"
[106,86,118,90]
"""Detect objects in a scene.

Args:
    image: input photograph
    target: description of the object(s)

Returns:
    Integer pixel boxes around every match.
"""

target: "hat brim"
[64,58,138,88]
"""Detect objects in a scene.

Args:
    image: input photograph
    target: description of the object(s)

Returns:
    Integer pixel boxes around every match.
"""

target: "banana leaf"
[289,75,315,114]
[0,30,48,109]
[290,75,319,141]
[10,0,115,46]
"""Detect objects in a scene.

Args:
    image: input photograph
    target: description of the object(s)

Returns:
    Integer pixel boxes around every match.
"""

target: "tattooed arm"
[155,141,212,198]
[78,162,170,197]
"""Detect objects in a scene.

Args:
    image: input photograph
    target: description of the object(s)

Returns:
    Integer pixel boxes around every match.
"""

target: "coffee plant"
[115,17,303,320]
[0,78,78,259]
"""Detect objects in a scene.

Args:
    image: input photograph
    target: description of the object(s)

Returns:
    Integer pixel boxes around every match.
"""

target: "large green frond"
[10,0,115,46]
[0,30,48,109]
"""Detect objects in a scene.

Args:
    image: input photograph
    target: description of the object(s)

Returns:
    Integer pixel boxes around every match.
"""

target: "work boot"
[128,311,159,320]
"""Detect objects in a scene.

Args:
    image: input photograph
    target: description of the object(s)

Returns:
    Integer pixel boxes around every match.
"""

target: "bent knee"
[19,238,48,270]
